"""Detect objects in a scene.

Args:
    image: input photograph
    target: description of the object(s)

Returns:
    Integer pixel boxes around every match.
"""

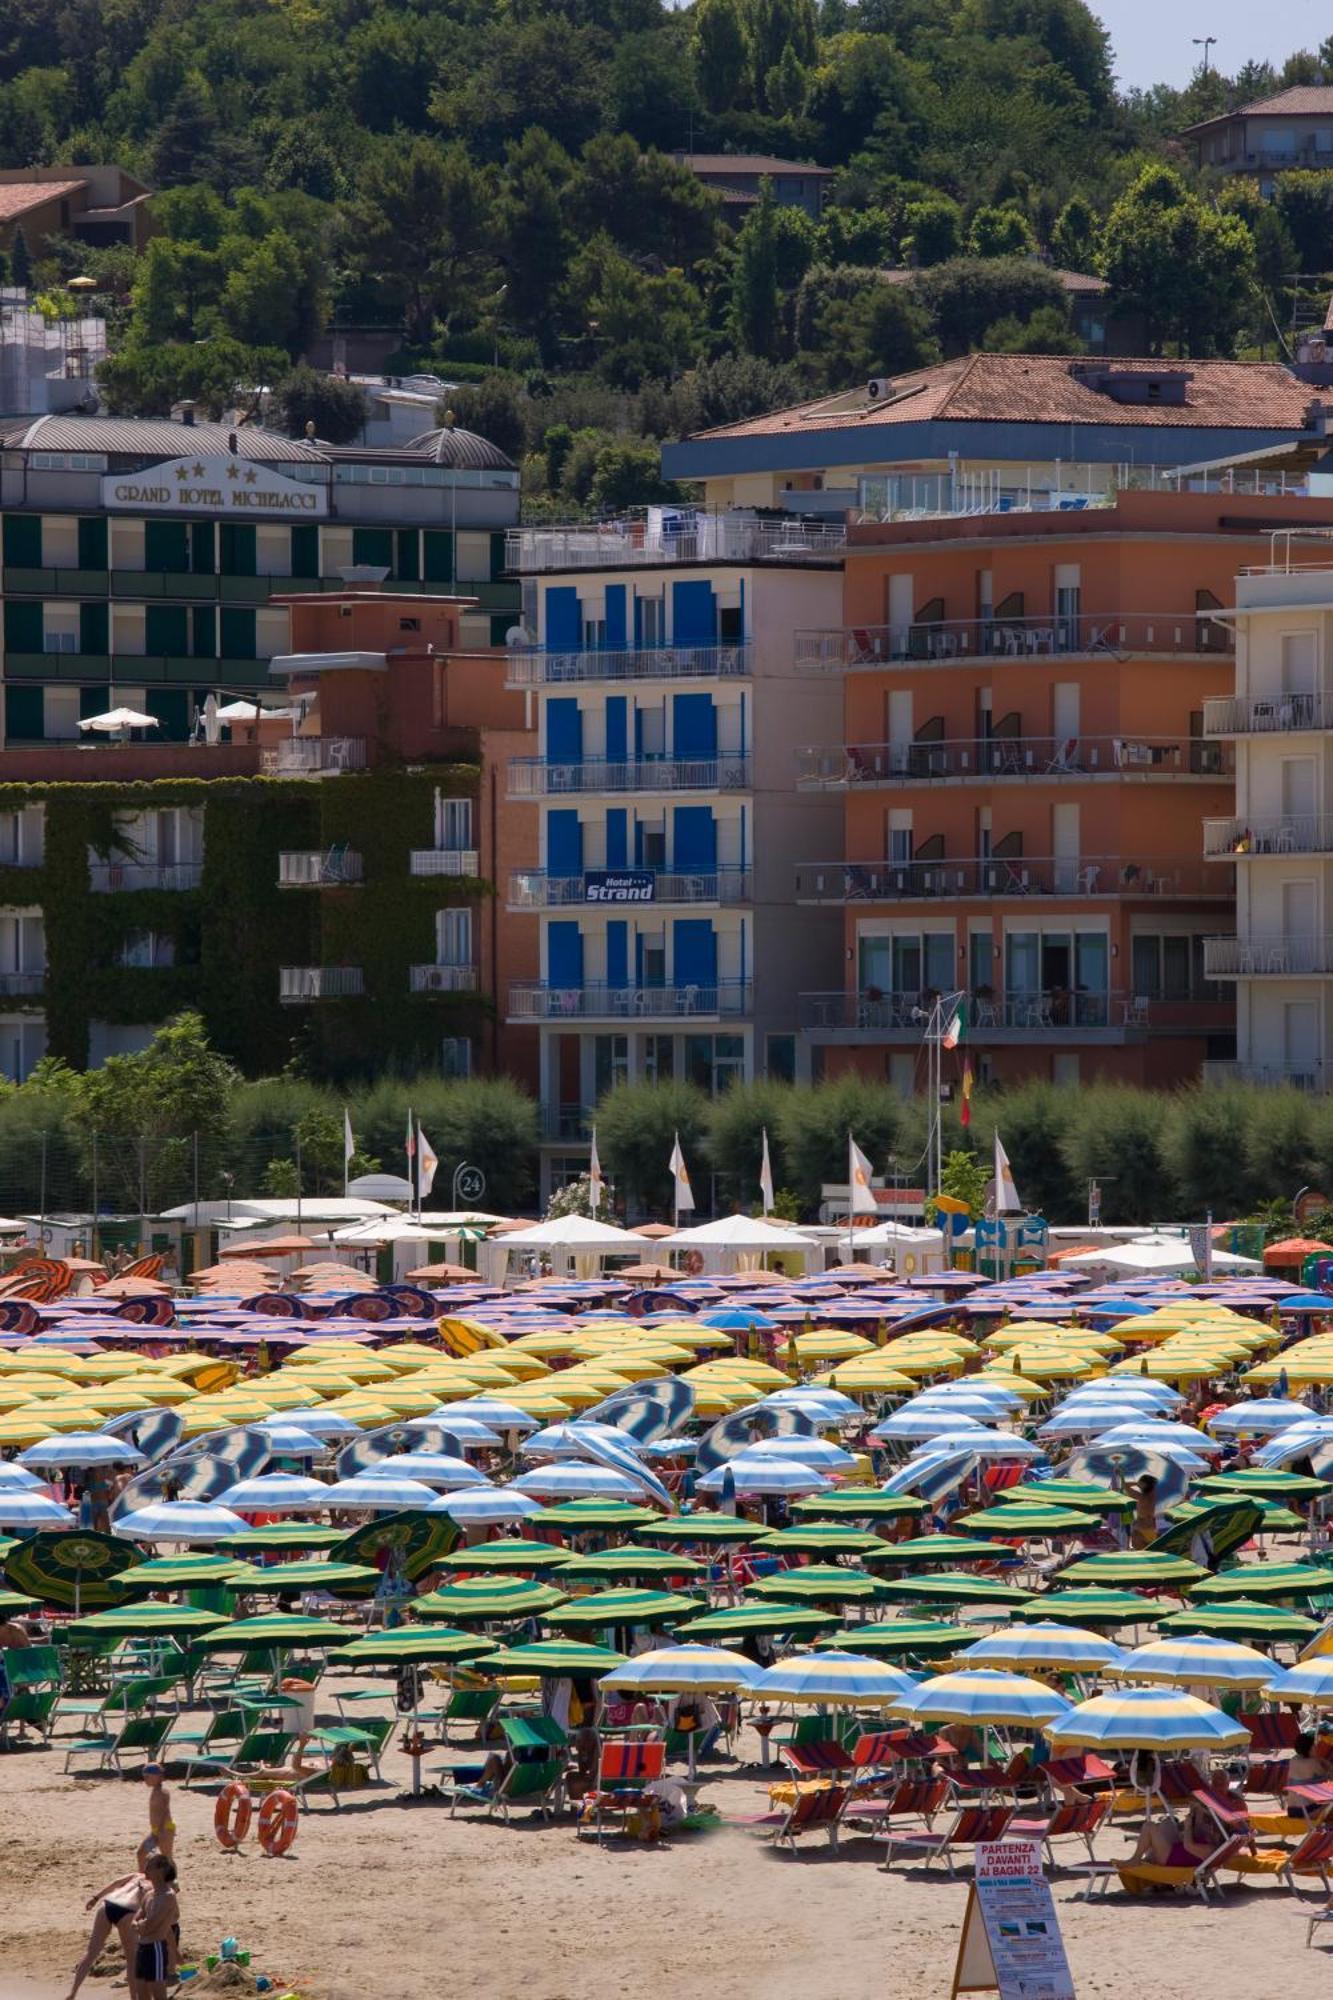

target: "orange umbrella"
[1263,1237,1333,1268]
[405,1262,478,1282]
[219,1234,319,1259]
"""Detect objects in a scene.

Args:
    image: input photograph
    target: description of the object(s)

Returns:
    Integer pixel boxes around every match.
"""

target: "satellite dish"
[505,625,534,648]
[348,1172,414,1202]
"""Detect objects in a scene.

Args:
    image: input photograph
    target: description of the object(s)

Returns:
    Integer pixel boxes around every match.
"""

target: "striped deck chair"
[121,1254,166,1281]
[844,1774,950,1834]
[1011,1795,1112,1867]
[1228,1822,1333,1895]
[1245,1710,1301,1755]
[760,1783,849,1853]
[1043,1753,1116,1796]
[882,1801,1014,1876]
[781,1738,856,1781]
[584,1739,667,1843]
[1113,1835,1247,1902]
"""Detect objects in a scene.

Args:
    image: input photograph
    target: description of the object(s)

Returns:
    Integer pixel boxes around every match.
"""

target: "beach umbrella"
[1264,1660,1333,1704]
[260,1409,359,1439]
[4,1527,134,1610]
[1207,1399,1312,1438]
[598,1642,761,1691]
[66,1603,231,1639]
[195,1612,347,1650]
[1189,1563,1333,1602]
[877,1573,1034,1609]
[17,1432,145,1470]
[227,1524,343,1553]
[896,1667,1071,1729]
[330,1508,456,1582]
[675,1603,840,1640]
[1110,1634,1276,1690]
[547,1588,699,1630]
[1157,1600,1320,1644]
[113,1553,246,1592]
[907,1432,1044,1462]
[1044,1686,1249,1753]
[550,1547,705,1582]
[553,1428,674,1511]
[1198,1471,1329,1501]
[510,1464,649,1501]
[1016,1591,1160,1631]
[319,1474,439,1511]
[362,1453,489,1490]
[747,1564,886,1604]
[437,1539,567,1573]
[956,1624,1126,1674]
[871,1411,991,1442]
[221,1560,381,1596]
[757,1525,886,1559]
[430,1490,544,1526]
[0,1465,43,1491]
[864,1536,1003,1568]
[412,1577,568,1622]
[330,1626,497,1665]
[742,1436,859,1471]
[750,1650,920,1706]
[1057,1552,1206,1588]
[528,1501,659,1531]
[696,1456,832,1497]
[211,1473,332,1514]
[635,1512,769,1545]
[111,1500,251,1544]
[432,1399,540,1432]
[1009,1481,1135,1516]
[791,1493,928,1523]
[821,1620,963,1659]
[953,1504,1093,1538]
[0,1493,76,1531]
[481,1639,628,1676]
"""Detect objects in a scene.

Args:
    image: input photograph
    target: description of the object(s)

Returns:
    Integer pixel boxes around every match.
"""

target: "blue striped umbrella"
[362,1454,490,1490]
[428,1489,543,1525]
[1044,1686,1250,1752]
[1264,1660,1333,1705]
[431,1400,540,1432]
[510,1464,648,1500]
[697,1455,832,1497]
[570,1428,675,1510]
[211,1473,331,1514]
[249,1425,327,1459]
[1207,1399,1312,1438]
[895,1668,1071,1729]
[111,1500,250,1543]
[750,1650,919,1706]
[19,1433,146,1470]
[0,1466,43,1491]
[956,1624,1126,1674]
[599,1644,763,1693]
[1109,1634,1275,1690]
[0,1493,75,1529]
[319,1475,439,1511]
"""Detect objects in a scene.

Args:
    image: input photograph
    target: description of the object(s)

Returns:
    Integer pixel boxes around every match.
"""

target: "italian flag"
[941,1001,966,1050]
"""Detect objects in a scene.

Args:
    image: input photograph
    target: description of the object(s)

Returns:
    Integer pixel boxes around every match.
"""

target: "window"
[437,907,473,967]
[643,1035,674,1082]
[0,809,43,867]
[766,1032,796,1082]
[684,1033,745,1096]
[43,604,80,653]
[436,796,473,851]
[593,1035,629,1097]
[116,931,175,969]
[969,933,994,993]
[640,597,665,646]
[1132,934,1205,1001]
[440,1037,472,1078]
[43,516,78,566]
[44,687,80,740]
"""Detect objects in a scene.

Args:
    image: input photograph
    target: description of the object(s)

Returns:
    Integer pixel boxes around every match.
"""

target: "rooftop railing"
[507,516,844,572]
[794,856,1232,903]
[505,643,750,688]
[508,757,751,798]
[795,735,1230,788]
[795,612,1232,673]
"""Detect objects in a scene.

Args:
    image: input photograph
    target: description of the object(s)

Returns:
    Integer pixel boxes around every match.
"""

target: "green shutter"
[423,531,453,584]
[291,525,319,578]
[191,521,216,574]
[192,605,217,659]
[219,523,256,576]
[352,527,393,570]
[80,601,109,655]
[2,516,42,567]
[145,520,190,573]
[145,688,189,740]
[490,613,512,645]
[77,516,108,570]
[490,531,508,581]
[220,607,257,660]
[3,600,42,652]
[146,604,189,656]
[4,686,42,740]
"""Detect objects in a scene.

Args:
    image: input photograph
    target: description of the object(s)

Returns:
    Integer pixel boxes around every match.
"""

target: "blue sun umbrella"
[430,1400,540,1432]
[0,1466,43,1490]
[18,1433,146,1471]
[111,1500,251,1543]
[248,1424,327,1458]
[210,1473,331,1514]
[696,1455,832,1497]
[510,1464,648,1500]
[1206,1399,1311,1439]
[319,1475,439,1510]
[698,1308,780,1330]
[362,1454,490,1489]
[429,1489,544,1524]
[750,1650,920,1706]
[0,1493,75,1529]
[956,1624,1127,1674]
[1044,1686,1250,1753]
[895,1668,1072,1729]
[1264,1660,1333,1704]
[259,1409,359,1438]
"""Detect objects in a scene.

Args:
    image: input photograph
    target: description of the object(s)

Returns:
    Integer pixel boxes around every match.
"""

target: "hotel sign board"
[102,453,328,518]
[584,871,656,904]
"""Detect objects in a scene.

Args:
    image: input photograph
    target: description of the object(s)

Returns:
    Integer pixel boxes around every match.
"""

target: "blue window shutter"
[604,696,627,764]
[545,587,581,649]
[672,692,717,760]
[546,809,583,877]
[548,922,584,987]
[671,580,716,644]
[673,807,716,870]
[605,809,627,868]
[673,919,717,988]
[545,698,582,762]
[606,921,628,989]
[604,584,627,649]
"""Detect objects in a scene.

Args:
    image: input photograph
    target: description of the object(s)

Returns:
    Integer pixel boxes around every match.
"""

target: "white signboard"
[102,453,327,518]
[951,1842,1076,2000]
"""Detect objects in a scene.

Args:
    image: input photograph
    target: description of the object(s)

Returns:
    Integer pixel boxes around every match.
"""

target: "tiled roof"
[1184,84,1333,132]
[675,154,834,176]
[880,264,1106,295]
[0,180,86,222]
[688,354,1319,442]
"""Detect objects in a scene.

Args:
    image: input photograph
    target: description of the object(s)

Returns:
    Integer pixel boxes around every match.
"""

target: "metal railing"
[1204,1061,1332,1091]
[794,857,1232,903]
[507,516,844,572]
[509,868,752,908]
[260,737,367,775]
[1203,693,1331,736]
[795,736,1230,787]
[0,970,43,996]
[88,862,203,892]
[1204,936,1333,978]
[798,989,1144,1035]
[410,964,478,993]
[277,850,364,887]
[506,644,750,688]
[1204,816,1333,858]
[279,966,364,1002]
[542,1104,592,1141]
[508,980,752,1020]
[408,849,479,877]
[795,613,1232,672]
[508,757,751,797]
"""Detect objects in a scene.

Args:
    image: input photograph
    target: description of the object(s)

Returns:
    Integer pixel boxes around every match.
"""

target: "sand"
[2,1718,1331,2000]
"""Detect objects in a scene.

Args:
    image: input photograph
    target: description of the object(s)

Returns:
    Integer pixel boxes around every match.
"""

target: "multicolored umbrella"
[756,1525,887,1559]
[877,1573,1035,1609]
[1109,1634,1276,1689]
[1189,1563,1333,1602]
[112,1553,245,1591]
[791,1493,928,1523]
[549,1548,706,1582]
[866,1535,1023,1568]
[822,1621,963,1659]
[634,1512,767,1544]
[4,1528,135,1610]
[329,1626,498,1665]
[412,1577,568,1622]
[65,1603,231,1639]
[1044,1686,1249,1753]
[1264,1660,1333,1705]
[1156,1600,1320,1644]
[747,1565,887,1604]
[222,1560,381,1596]
[226,1524,344,1553]
[546,1588,699,1629]
[1016,1591,1161,1630]
[956,1623,1126,1674]
[1198,1470,1329,1500]
[953,1505,1095,1538]
[750,1650,920,1706]
[1010,1482,1135,1515]
[1057,1552,1206,1588]
[529,1501,659,1531]
[675,1603,841,1640]
[481,1639,629,1676]
[437,1539,568,1573]
[194,1612,348,1651]
[599,1644,762,1693]
[330,1510,456,1582]
[896,1668,1071,1729]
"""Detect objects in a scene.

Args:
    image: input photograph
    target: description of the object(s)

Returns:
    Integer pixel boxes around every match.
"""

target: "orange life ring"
[214,1781,252,1851]
[257,1789,299,1857]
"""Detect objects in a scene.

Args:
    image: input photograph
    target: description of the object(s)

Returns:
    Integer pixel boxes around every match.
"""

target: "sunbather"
[1286,1732,1333,1811]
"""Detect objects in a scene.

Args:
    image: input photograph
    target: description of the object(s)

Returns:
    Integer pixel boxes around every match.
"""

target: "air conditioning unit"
[866,378,893,402]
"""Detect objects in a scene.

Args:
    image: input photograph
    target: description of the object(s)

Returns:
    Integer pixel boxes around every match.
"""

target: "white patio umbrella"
[695,1454,832,1497]
[77,707,160,735]
[213,1473,331,1514]
[0,1464,44,1490]
[741,1436,858,1471]
[509,1464,648,1500]
[321,1475,439,1511]
[0,1492,75,1529]
[18,1434,146,1470]
[429,1489,544,1525]
[112,1499,250,1543]
[362,1453,490,1490]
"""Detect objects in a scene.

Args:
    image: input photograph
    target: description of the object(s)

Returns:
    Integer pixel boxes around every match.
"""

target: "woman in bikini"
[64,1870,149,2000]
[137,1763,176,1868]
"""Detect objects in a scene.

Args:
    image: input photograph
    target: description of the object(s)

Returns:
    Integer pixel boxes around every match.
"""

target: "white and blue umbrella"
[1207,1399,1312,1439]
[260,1409,360,1438]
[521,1422,635,1460]
[895,1667,1072,1729]
[432,1399,539,1433]
[214,1473,331,1514]
[881,1448,980,1502]
[362,1453,490,1490]
[429,1489,544,1525]
[320,1474,439,1511]
[599,1645,763,1694]
[696,1454,831,1497]
[957,1624,1126,1674]
[111,1499,250,1543]
[762,1387,863,1420]
[248,1425,328,1458]
[569,1427,675,1511]
[871,1411,991,1442]
[742,1436,859,1471]
[750,1650,919,1705]
[1045,1686,1249,1753]
[510,1463,648,1500]
[18,1433,146,1471]
[1068,1380,1183,1408]
[911,1382,1023,1408]
[1255,1420,1333,1467]
[1264,1660,1333,1705]
[908,1431,1043,1461]
[0,1464,43,1490]
[400,1415,502,1446]
[1096,1422,1218,1451]
[0,1491,75,1529]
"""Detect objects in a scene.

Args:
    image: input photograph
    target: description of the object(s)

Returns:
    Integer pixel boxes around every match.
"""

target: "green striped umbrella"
[221,1561,381,1596]
[747,1564,888,1604]
[437,1539,571,1573]
[1198,1472,1329,1501]
[412,1577,568,1622]
[4,1531,137,1612]
[227,1525,343,1552]
[1169,1498,1303,1534]
[674,1603,841,1640]
[1157,1598,1320,1643]
[331,1511,456,1583]
[529,1502,659,1530]
[1011,1482,1135,1516]
[480,1639,628,1676]
[792,1493,928,1522]
[1189,1563,1333,1602]
[0,1587,39,1614]
[822,1620,963,1658]
[194,1613,348,1650]
[1018,1590,1160,1631]
[66,1603,231,1639]
[756,1526,888,1558]
[1057,1552,1206,1588]
[863,1537,1008,1568]
[875,1573,1035,1609]
[547,1588,699,1630]
[634,1512,766,1544]
[954,1505,1095,1537]
[548,1548,706,1582]
[113,1554,246,1592]
[330,1626,497,1665]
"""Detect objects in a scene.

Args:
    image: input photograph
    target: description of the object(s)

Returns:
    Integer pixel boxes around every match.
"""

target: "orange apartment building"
[794,490,1333,1091]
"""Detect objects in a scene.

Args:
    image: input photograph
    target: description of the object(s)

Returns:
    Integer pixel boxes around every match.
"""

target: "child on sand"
[130,1854,179,2000]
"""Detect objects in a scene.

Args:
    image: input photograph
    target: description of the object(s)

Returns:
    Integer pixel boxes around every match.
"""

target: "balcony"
[542,1104,592,1141]
[507,516,844,573]
[1203,693,1331,737]
[506,643,750,689]
[277,849,363,887]
[799,989,1147,1043]
[795,735,1231,788]
[88,862,202,892]
[1205,816,1333,858]
[1205,936,1333,978]
[1204,1061,1331,1090]
[794,857,1233,904]
[410,964,478,993]
[260,737,367,776]
[279,966,364,1002]
[508,757,751,798]
[509,980,752,1021]
[795,612,1232,673]
[409,849,479,877]
[0,970,43,997]
[509,867,752,909]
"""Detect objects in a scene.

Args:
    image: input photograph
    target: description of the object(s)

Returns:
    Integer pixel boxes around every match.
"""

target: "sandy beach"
[1,1719,1329,2000]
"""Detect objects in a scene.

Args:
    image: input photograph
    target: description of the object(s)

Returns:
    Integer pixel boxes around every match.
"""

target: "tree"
[730,183,782,358]
[441,376,527,462]
[69,1013,240,1213]
[1274,171,1333,276]
[350,139,495,349]
[968,205,1036,258]
[901,196,963,267]
[912,257,1067,356]
[778,1076,900,1216]
[272,367,370,446]
[1164,1088,1257,1218]
[693,0,749,111]
[1050,193,1099,270]
[597,1080,710,1214]
[925,1149,988,1224]
[982,304,1082,352]
[1243,1091,1317,1203]
[680,353,804,429]
[705,1081,792,1209]
[809,277,939,384]
[1057,1086,1177,1226]
[9,225,31,289]
[497,129,577,361]
[1099,164,1257,356]
[588,438,681,511]
[150,73,221,188]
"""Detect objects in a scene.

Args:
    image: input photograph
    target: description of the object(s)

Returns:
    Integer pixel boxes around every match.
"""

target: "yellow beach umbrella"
[793,1330,876,1362]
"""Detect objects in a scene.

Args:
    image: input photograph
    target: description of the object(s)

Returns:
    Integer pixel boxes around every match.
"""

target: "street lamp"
[1193,35,1217,75]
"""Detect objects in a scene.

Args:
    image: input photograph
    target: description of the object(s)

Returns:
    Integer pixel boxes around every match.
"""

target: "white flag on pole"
[759,1127,775,1215]
[994,1132,1021,1214]
[343,1109,355,1194]
[668,1132,695,1214]
[588,1127,605,1214]
[848,1134,879,1216]
[416,1125,439,1198]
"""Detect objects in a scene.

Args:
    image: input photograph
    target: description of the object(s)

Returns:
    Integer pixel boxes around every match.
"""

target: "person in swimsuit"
[64,1871,148,2000]
[137,1764,176,1869]
[131,1855,179,2000]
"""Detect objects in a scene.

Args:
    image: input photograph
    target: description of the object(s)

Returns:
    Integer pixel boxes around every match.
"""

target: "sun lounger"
[1010,1795,1112,1867]
[448,1754,566,1823]
[1245,1710,1301,1755]
[1113,1834,1247,1901]
[882,1802,1015,1876]
[843,1775,950,1832]
[744,1783,850,1853]
[63,1710,173,1775]
[582,1739,668,1843]
[781,1739,856,1780]
[1228,1823,1333,1894]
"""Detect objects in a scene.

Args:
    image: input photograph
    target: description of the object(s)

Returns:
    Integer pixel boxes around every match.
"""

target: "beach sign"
[951,1841,1075,2000]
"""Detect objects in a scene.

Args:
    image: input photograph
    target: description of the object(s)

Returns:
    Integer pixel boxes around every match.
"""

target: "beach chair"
[174,1707,253,1775]
[449,1755,566,1823]
[1243,1759,1291,1800]
[309,1715,394,1780]
[1228,1823,1333,1894]
[1245,1710,1302,1755]
[751,1783,850,1853]
[3,1646,61,1692]
[0,1685,59,1746]
[881,1801,1015,1876]
[439,1685,502,1744]
[844,1775,950,1834]
[583,1739,668,1843]
[64,1710,174,1775]
[1307,1905,1333,1950]
[1042,1754,1116,1796]
[1113,1834,1247,1901]
[781,1738,856,1781]
[1010,1795,1112,1868]
[184,1726,294,1789]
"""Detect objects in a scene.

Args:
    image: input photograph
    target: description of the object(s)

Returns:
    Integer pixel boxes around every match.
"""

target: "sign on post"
[951,1841,1075,2000]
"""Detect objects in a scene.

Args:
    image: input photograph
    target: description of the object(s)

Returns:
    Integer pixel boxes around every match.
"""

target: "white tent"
[853,1221,947,1275]
[1061,1235,1262,1277]
[500,1212,647,1280]
[661,1212,815,1274]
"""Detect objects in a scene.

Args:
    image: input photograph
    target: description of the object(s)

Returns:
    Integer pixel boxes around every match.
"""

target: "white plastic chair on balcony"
[1123,995,1150,1028]
[1077,864,1101,894]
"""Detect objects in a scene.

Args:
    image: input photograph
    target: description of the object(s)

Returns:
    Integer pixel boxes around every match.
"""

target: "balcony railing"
[260,737,367,775]
[1204,1061,1331,1091]
[279,966,364,1002]
[542,1104,592,1141]
[509,980,752,1020]
[0,970,43,996]
[796,736,1231,788]
[409,849,479,877]
[1205,936,1333,978]
[510,868,753,908]
[410,964,479,993]
[277,849,363,887]
[1205,816,1333,858]
[506,644,750,688]
[799,989,1145,1037]
[508,757,751,798]
[88,862,203,892]
[507,516,844,572]
[1203,693,1331,736]
[794,857,1232,903]
[795,613,1232,673]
